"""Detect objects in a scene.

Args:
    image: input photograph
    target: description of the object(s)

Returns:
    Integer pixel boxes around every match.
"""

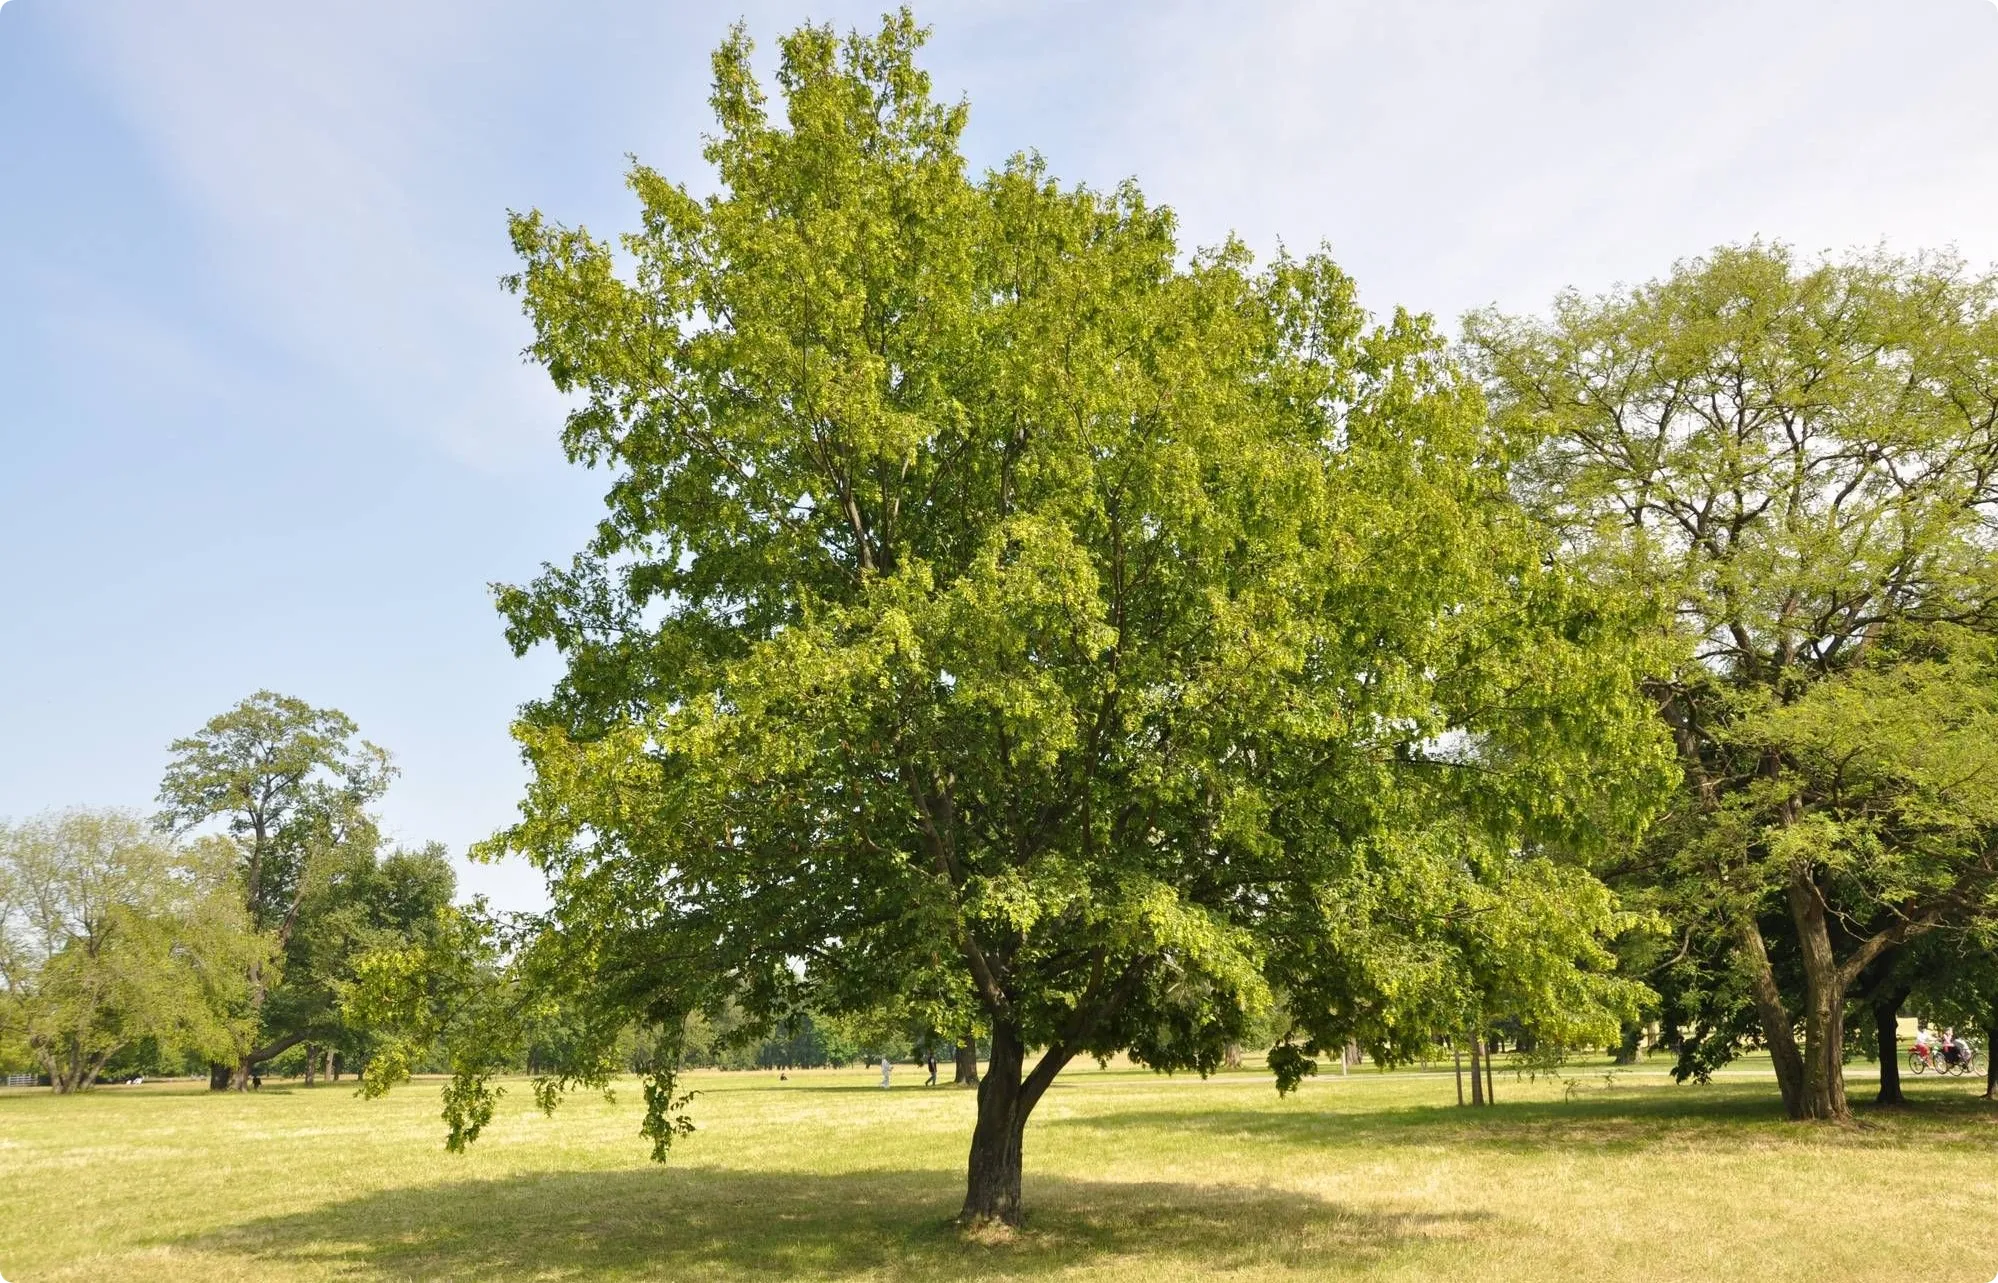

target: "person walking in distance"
[879,1055,892,1089]
[926,1051,938,1086]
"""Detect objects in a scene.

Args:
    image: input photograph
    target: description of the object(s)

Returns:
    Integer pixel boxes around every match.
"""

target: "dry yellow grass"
[1,1056,1993,1282]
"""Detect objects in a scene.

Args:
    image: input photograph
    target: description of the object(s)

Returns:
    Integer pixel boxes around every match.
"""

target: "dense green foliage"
[155,691,451,1089]
[1472,243,1998,1119]
[275,839,458,1074]
[407,10,1674,1224]
[0,809,261,1091]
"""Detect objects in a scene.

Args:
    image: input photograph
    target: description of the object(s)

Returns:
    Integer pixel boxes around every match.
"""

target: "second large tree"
[1473,244,1998,1121]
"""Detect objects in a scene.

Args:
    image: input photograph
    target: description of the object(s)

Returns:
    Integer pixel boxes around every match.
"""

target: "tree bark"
[1485,1035,1496,1104]
[1453,1041,1464,1107]
[1468,1036,1485,1106]
[304,1043,318,1087]
[208,1030,312,1091]
[49,1040,111,1094]
[1985,998,1997,1102]
[953,1037,979,1086]
[245,1031,308,1070]
[1787,873,1850,1121]
[1873,987,1908,1106]
[1735,914,1806,1118]
[959,1023,1066,1227]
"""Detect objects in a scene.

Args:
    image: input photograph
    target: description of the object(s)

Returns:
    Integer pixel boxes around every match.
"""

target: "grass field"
[2,1056,1994,1282]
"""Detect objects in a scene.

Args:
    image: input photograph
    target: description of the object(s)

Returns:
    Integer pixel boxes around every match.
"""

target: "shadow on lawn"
[1062,1077,1998,1154]
[190,1166,1486,1281]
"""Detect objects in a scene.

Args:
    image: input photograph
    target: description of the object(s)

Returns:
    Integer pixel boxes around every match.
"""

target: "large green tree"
[428,12,1666,1225]
[0,809,260,1092]
[157,691,394,1089]
[1472,244,1998,1120]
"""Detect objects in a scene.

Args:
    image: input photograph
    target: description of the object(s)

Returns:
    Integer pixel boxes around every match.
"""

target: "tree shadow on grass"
[190,1166,1488,1281]
[1061,1078,1998,1156]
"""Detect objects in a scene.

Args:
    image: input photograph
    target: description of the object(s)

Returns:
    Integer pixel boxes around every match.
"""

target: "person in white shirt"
[1914,1026,1935,1065]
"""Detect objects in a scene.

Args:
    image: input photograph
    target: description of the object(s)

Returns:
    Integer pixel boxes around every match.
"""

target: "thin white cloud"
[1007,0,1998,317]
[51,0,566,472]
[51,0,1998,440]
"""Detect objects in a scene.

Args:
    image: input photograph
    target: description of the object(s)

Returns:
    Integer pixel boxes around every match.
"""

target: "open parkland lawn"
[2,1057,1995,1283]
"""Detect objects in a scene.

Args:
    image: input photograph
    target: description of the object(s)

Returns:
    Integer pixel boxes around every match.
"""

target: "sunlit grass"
[2,1055,1994,1281]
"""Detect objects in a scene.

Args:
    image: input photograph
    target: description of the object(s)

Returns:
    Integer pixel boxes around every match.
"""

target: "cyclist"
[1914,1026,1937,1067]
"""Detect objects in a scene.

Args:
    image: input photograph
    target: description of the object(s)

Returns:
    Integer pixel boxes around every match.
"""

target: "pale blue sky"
[4,0,1997,910]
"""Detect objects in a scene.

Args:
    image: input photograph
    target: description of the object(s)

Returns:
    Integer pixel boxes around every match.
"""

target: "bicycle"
[1907,1043,1978,1076]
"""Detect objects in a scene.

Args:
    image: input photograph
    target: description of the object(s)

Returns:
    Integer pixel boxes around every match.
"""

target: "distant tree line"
[1,693,457,1092]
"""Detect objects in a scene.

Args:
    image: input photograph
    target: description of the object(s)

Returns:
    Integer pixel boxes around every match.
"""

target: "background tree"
[377,12,1666,1228]
[157,691,394,1089]
[1894,929,1998,1099]
[0,809,261,1092]
[1854,942,1914,1107]
[1472,244,1998,1120]
[1266,821,1655,1105]
[277,840,457,1084]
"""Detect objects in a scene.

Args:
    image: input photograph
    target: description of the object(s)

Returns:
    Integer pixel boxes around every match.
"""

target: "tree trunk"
[304,1043,318,1087]
[1985,999,1997,1102]
[207,1031,306,1093]
[1787,874,1851,1122]
[1453,1041,1464,1106]
[50,1041,87,1095]
[954,1038,979,1086]
[1873,988,1908,1106]
[326,1046,337,1082]
[1468,1037,1485,1107]
[1484,1035,1496,1104]
[1613,1023,1643,1065]
[1736,914,1806,1118]
[959,1023,1066,1227]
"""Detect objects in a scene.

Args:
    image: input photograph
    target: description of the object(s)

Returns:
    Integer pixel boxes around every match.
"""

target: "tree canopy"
[273,839,457,1072]
[401,11,1675,1226]
[157,690,398,1088]
[1472,242,1998,1120]
[0,809,260,1092]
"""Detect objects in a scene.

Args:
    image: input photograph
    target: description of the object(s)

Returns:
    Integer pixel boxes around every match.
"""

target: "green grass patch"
[2,1058,1994,1281]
